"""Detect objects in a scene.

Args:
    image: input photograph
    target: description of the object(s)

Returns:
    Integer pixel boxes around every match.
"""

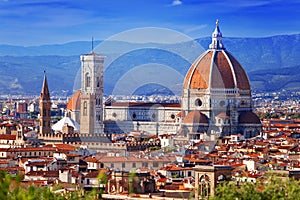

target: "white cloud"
[172,0,182,6]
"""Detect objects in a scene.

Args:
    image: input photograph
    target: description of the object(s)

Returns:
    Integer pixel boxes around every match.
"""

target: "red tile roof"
[0,134,16,140]
[25,170,59,178]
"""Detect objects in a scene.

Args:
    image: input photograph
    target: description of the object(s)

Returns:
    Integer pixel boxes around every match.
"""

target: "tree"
[97,170,109,198]
[0,170,82,200]
[211,175,300,200]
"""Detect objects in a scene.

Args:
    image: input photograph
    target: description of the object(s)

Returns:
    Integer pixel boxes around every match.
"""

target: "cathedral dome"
[183,21,250,91]
[66,90,81,111]
[238,111,261,124]
[183,110,209,124]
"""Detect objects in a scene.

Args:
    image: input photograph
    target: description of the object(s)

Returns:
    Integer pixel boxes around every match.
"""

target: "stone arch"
[199,174,211,198]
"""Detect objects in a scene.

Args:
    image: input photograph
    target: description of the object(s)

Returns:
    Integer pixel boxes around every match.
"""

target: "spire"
[40,70,50,101]
[209,19,225,50]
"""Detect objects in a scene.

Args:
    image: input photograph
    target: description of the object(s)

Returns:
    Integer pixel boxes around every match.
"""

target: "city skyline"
[0,0,299,46]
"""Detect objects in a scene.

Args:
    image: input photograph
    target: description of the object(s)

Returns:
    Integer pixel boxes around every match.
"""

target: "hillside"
[248,65,300,91]
[0,34,299,95]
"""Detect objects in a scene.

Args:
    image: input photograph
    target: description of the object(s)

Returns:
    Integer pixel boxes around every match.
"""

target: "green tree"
[97,170,109,198]
[211,176,300,200]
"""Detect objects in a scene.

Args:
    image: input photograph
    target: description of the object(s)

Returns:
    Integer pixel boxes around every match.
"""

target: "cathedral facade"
[65,21,261,142]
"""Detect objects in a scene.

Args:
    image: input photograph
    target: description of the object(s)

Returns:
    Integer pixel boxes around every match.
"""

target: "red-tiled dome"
[183,110,209,124]
[183,21,250,91]
[216,112,229,118]
[66,90,81,111]
[183,50,250,90]
[239,111,261,124]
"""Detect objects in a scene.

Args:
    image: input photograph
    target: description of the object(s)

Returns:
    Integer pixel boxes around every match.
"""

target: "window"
[111,163,114,168]
[195,99,202,107]
[132,163,136,168]
[143,162,148,167]
[83,101,87,116]
[132,112,136,119]
[188,171,192,177]
[153,162,158,167]
[96,77,100,87]
[85,73,91,88]
[122,163,126,168]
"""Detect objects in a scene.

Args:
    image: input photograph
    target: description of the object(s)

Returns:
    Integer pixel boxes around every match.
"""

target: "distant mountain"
[249,65,300,91]
[0,34,299,95]
[0,56,80,96]
[0,41,101,56]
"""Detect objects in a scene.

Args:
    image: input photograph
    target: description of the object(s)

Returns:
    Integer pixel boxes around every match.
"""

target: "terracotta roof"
[183,50,250,90]
[239,111,261,124]
[0,160,8,164]
[0,148,9,152]
[85,156,102,163]
[183,110,208,124]
[0,134,16,140]
[53,144,76,151]
[216,112,229,118]
[66,90,81,111]
[176,111,183,117]
[66,153,79,157]
[26,170,59,178]
[85,169,107,178]
[8,147,56,152]
[27,161,49,167]
[160,164,193,171]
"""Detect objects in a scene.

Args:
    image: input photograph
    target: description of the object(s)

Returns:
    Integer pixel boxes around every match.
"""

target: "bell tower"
[39,71,52,135]
[80,52,104,135]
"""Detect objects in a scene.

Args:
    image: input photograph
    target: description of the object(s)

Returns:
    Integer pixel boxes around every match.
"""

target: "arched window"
[199,175,211,198]
[85,73,91,88]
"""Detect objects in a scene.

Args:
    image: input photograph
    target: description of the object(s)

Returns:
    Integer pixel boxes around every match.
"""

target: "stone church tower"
[39,71,52,135]
[80,52,105,135]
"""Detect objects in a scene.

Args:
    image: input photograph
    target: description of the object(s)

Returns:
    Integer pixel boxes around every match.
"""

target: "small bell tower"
[39,71,52,135]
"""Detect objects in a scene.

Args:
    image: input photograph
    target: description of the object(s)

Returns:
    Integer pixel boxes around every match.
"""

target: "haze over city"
[0,0,299,45]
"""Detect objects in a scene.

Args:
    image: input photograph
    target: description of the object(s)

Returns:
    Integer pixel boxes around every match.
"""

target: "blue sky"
[0,0,299,46]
